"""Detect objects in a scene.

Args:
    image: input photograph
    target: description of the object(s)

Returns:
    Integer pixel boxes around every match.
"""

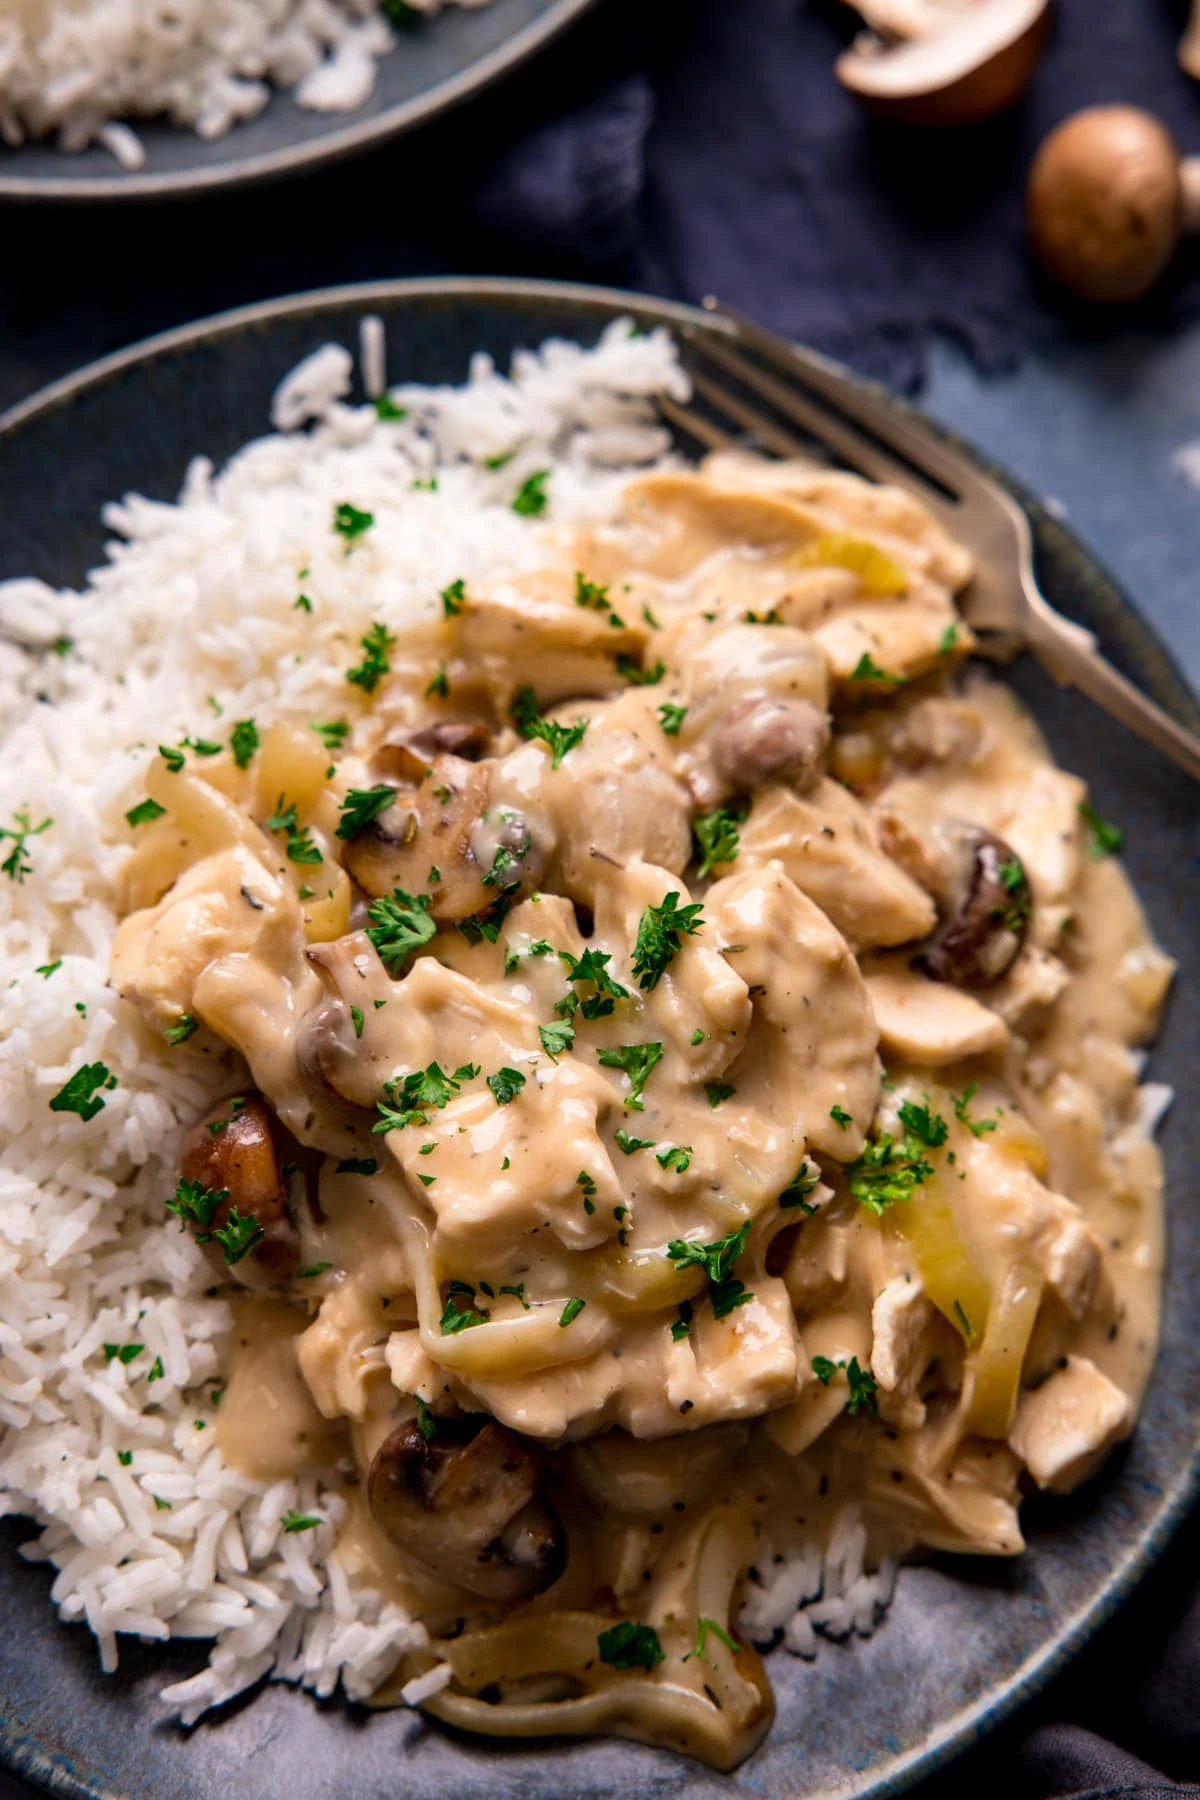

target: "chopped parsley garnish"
[685,1617,741,1663]
[692,804,744,877]
[165,1014,199,1047]
[560,946,630,1019]
[596,1040,663,1110]
[1080,800,1123,859]
[125,798,166,829]
[656,1144,692,1173]
[811,1355,878,1415]
[439,1283,489,1334]
[689,1028,706,1046]
[439,578,466,617]
[104,1343,143,1365]
[780,1160,820,1211]
[184,736,221,758]
[512,687,587,769]
[147,1356,164,1384]
[345,621,395,693]
[614,1129,655,1154]
[849,651,905,685]
[456,895,511,945]
[829,1105,852,1128]
[485,449,515,470]
[559,1297,586,1327]
[539,1020,575,1059]
[414,1396,437,1440]
[425,664,449,699]
[280,1511,322,1533]
[212,1206,265,1266]
[350,1006,364,1039]
[657,702,688,736]
[574,571,622,622]
[951,1082,997,1138]
[294,593,313,613]
[597,1621,664,1671]
[499,1282,530,1309]
[846,1132,933,1215]
[666,1220,752,1320]
[49,1061,116,1121]
[152,1495,172,1512]
[117,1450,133,1466]
[411,476,438,492]
[375,394,408,421]
[165,1177,227,1239]
[366,887,436,972]
[36,961,62,979]
[615,654,665,686]
[312,719,350,751]
[265,796,323,865]
[487,1067,526,1105]
[333,501,374,544]
[897,1099,949,1147]
[230,719,259,769]
[938,622,960,656]
[743,608,783,626]
[51,635,73,657]
[481,825,532,892]
[374,1061,478,1132]
[631,892,704,991]
[299,1263,333,1279]
[337,785,397,840]
[952,1298,976,1340]
[577,1171,597,1213]
[512,469,550,517]
[704,1082,735,1107]
[159,744,186,773]
[670,1302,693,1342]
[336,1157,379,1175]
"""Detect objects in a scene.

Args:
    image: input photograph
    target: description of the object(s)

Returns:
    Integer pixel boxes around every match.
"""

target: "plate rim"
[0,273,1197,1800]
[0,0,597,203]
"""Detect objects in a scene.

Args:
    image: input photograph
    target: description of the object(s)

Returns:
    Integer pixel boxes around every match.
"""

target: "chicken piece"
[1009,1355,1133,1493]
[1024,1213,1107,1383]
[811,584,963,689]
[737,779,936,952]
[865,965,1008,1063]
[986,947,1071,1034]
[705,863,880,1159]
[449,568,647,709]
[869,1276,955,1430]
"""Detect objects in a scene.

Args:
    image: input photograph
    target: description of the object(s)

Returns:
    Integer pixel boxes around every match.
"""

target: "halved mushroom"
[177,1092,300,1286]
[341,751,547,923]
[914,824,1031,988]
[368,1419,565,1601]
[374,720,492,783]
[708,695,830,796]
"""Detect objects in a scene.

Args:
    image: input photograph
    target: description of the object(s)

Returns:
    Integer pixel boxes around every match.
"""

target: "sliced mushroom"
[367,1419,565,1601]
[374,720,492,783]
[177,1092,300,1287]
[913,824,1031,988]
[709,695,830,795]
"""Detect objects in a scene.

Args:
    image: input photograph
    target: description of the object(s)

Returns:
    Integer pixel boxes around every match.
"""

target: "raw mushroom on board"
[835,0,1049,127]
[1026,106,1200,304]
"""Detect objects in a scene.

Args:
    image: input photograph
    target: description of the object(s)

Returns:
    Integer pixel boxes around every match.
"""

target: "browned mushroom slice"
[709,695,830,795]
[177,1093,299,1286]
[374,720,492,783]
[368,1419,565,1601]
[340,754,487,920]
[914,825,1031,988]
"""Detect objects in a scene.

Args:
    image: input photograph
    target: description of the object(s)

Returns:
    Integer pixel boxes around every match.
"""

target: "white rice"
[0,316,686,1720]
[0,0,494,164]
[737,1508,899,1660]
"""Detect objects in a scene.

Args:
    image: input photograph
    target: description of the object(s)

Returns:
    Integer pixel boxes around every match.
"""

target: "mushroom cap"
[836,0,1049,128]
[1026,106,1183,304]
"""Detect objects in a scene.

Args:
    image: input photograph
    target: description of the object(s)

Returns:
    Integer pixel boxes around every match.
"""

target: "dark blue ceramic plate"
[0,278,1197,1800]
[0,1,594,201]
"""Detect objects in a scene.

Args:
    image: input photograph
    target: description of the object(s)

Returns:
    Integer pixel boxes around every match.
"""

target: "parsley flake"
[846,1132,933,1215]
[559,1297,586,1327]
[487,1067,526,1105]
[366,887,436,972]
[779,1160,820,1212]
[597,1621,664,1671]
[280,1510,322,1533]
[333,502,374,544]
[539,1020,575,1059]
[375,1061,478,1132]
[512,469,550,517]
[212,1206,265,1266]
[951,1082,998,1138]
[704,1082,735,1108]
[512,687,587,769]
[615,1129,655,1154]
[440,578,466,617]
[656,1144,692,1173]
[632,892,704,991]
[596,1041,663,1110]
[125,798,166,829]
[346,621,395,693]
[230,719,259,769]
[165,1014,199,1047]
[666,1221,752,1320]
[657,702,688,736]
[1080,800,1123,858]
[692,804,744,877]
[337,785,397,840]
[49,1062,116,1121]
[849,651,905,686]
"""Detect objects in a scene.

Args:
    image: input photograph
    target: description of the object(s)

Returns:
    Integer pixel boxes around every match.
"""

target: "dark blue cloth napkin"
[469,0,1200,387]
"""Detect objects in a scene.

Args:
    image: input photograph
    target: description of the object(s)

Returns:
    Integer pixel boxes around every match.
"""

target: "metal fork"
[658,297,1200,784]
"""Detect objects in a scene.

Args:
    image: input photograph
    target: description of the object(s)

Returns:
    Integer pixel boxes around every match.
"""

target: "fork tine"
[683,323,954,511]
[703,296,987,501]
[685,367,813,460]
[657,394,738,455]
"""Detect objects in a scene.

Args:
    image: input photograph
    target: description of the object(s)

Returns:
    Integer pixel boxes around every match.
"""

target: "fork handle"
[1024,596,1200,783]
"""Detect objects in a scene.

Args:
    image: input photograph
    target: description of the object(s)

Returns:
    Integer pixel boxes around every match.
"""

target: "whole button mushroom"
[1026,106,1200,304]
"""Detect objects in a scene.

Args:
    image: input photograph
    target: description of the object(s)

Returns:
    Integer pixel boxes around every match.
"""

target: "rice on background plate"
[0,0,494,170]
